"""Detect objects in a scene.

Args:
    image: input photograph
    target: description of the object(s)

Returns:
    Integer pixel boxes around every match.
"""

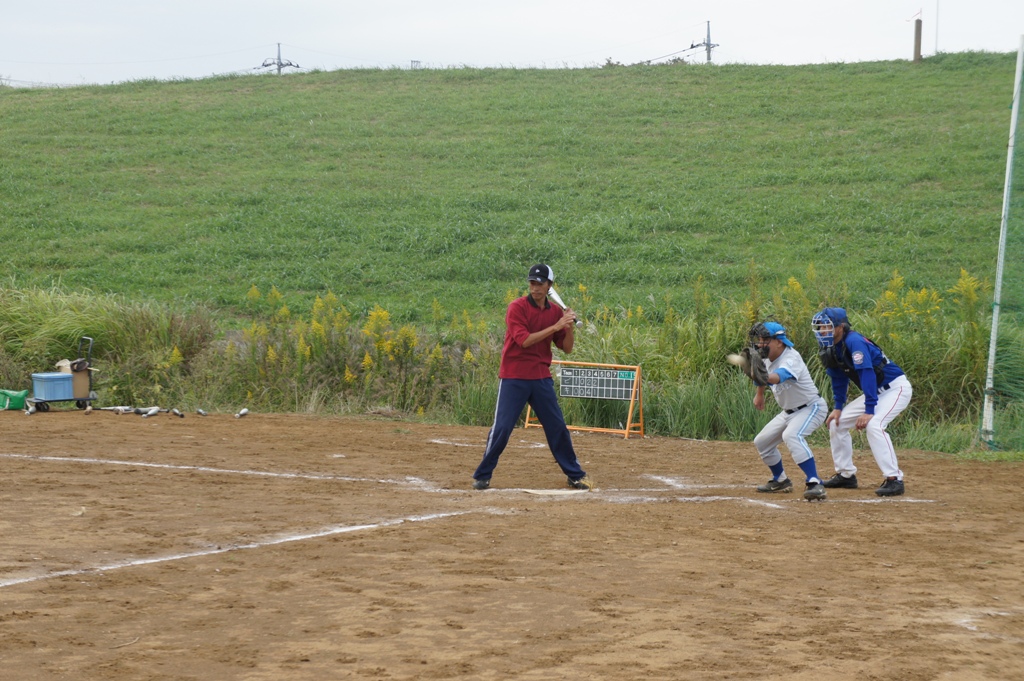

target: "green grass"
[2,53,1022,456]
[0,53,1017,322]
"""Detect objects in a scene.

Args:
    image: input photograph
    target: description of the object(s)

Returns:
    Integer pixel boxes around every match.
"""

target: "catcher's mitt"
[740,345,770,386]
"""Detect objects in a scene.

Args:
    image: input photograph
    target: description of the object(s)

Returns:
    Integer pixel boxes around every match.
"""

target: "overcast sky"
[2,1,1023,86]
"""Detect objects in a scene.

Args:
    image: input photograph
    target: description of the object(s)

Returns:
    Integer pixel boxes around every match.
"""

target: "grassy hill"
[0,52,1016,322]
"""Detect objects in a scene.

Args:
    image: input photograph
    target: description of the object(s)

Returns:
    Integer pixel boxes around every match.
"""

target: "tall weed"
[2,273,1020,455]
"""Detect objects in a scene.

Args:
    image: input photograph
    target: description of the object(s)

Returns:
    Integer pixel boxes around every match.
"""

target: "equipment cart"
[27,336,98,412]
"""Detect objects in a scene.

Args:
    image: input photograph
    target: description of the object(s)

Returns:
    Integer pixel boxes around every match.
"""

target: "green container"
[0,389,29,410]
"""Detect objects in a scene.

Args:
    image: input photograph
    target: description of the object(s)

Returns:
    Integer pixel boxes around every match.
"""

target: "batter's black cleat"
[756,478,793,493]
[567,475,594,491]
[472,478,490,490]
[875,477,905,497]
[822,473,859,489]
[803,482,827,501]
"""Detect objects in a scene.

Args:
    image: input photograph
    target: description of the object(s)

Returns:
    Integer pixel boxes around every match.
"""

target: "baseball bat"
[548,287,582,327]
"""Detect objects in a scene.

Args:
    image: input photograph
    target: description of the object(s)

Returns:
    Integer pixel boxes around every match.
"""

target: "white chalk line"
[2,455,936,506]
[950,609,1024,643]
[0,510,475,589]
[839,497,935,504]
[642,475,934,503]
[0,453,435,489]
[429,438,546,449]
[644,475,743,490]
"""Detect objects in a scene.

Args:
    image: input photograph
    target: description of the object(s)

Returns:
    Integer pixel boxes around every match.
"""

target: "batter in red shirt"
[471,264,592,491]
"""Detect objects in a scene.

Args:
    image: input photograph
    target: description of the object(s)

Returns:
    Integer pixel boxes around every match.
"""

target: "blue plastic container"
[32,372,74,401]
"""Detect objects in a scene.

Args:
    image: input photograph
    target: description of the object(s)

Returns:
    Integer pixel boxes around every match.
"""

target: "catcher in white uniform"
[743,322,829,501]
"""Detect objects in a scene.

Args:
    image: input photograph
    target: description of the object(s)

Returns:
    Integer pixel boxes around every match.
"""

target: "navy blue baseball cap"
[528,264,554,283]
[762,322,794,347]
[818,307,849,326]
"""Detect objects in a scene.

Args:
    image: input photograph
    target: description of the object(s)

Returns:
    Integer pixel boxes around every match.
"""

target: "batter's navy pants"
[473,378,585,482]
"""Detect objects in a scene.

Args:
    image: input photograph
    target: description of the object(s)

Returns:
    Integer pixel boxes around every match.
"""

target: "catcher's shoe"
[756,478,793,493]
[875,477,905,497]
[803,481,827,501]
[472,478,491,490]
[822,473,858,489]
[567,475,594,491]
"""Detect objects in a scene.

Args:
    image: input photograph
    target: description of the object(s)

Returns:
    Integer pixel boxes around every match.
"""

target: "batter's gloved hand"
[740,345,770,387]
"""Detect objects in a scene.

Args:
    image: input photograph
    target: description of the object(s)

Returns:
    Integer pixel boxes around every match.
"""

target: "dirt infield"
[2,410,1022,680]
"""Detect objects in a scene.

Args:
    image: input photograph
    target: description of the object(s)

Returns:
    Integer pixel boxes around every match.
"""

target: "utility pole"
[690,21,719,64]
[914,17,923,62]
[261,43,300,75]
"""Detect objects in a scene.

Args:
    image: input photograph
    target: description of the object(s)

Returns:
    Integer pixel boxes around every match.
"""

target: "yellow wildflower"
[296,334,310,361]
[311,319,327,342]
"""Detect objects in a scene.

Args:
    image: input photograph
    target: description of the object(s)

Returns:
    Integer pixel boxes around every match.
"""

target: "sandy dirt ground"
[1,409,1023,680]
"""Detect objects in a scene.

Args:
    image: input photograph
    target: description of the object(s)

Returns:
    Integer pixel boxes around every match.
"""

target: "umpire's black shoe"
[756,478,793,493]
[875,477,905,497]
[472,478,490,490]
[822,473,858,489]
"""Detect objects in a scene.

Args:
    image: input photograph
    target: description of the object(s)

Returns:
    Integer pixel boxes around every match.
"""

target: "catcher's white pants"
[754,397,828,467]
[828,375,912,480]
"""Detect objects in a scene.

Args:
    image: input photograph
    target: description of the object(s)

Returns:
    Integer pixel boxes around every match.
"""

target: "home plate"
[521,489,589,496]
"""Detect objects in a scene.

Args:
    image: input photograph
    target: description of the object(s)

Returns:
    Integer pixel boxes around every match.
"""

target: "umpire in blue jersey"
[812,307,913,497]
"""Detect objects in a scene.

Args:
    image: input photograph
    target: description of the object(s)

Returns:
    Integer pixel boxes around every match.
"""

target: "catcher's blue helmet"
[761,322,794,347]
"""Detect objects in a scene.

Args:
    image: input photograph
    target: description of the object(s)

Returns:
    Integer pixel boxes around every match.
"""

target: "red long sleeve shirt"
[498,296,568,380]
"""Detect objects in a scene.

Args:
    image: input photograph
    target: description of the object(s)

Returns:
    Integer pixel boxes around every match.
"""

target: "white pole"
[981,35,1024,446]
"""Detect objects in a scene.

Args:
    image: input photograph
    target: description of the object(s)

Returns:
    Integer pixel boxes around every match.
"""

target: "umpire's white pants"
[828,375,912,480]
[754,397,828,467]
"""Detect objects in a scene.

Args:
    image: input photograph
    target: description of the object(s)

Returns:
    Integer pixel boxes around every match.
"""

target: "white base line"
[0,453,414,485]
[0,511,472,589]
[429,438,546,449]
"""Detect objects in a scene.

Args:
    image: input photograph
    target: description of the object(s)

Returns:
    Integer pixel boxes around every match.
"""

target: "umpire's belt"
[784,404,808,414]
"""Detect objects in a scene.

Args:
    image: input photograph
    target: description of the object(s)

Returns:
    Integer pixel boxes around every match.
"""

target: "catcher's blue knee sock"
[768,461,786,481]
[797,458,820,484]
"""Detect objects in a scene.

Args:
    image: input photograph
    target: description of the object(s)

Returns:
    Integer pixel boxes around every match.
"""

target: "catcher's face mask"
[748,323,772,358]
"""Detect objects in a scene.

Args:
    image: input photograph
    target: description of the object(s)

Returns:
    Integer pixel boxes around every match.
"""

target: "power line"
[643,45,705,64]
[639,21,718,65]
[1,44,275,67]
